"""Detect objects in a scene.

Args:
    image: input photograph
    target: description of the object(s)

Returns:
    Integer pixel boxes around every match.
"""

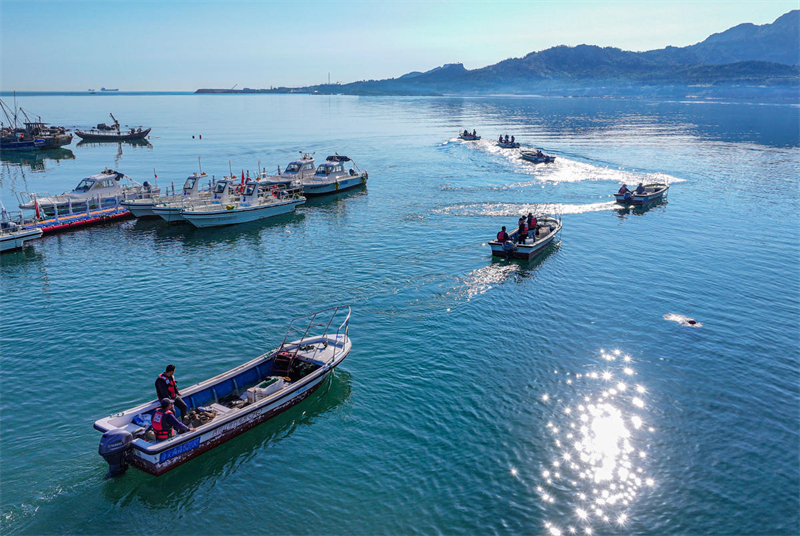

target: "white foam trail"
[663,313,702,327]
[434,201,617,217]
[460,137,685,186]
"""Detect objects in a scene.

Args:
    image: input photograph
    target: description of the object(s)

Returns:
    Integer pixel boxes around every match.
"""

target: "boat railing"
[279,306,351,364]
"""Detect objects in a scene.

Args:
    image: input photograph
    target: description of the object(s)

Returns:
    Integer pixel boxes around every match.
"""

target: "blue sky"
[1,0,796,90]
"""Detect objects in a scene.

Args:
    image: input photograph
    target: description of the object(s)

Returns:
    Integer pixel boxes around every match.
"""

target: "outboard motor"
[98,429,133,478]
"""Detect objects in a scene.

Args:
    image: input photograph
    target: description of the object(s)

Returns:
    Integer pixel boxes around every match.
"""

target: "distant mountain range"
[197,10,799,97]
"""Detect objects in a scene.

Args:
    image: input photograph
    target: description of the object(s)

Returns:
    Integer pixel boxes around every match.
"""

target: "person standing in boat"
[511,135,515,144]
[526,213,537,240]
[155,364,189,420]
[517,216,527,245]
[152,399,194,441]
[472,129,477,137]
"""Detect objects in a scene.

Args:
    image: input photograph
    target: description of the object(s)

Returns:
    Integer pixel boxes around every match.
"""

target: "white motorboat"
[458,130,481,141]
[152,176,239,224]
[259,152,316,189]
[122,172,213,218]
[95,306,351,477]
[300,155,368,197]
[18,168,160,216]
[630,183,669,205]
[521,151,556,164]
[181,181,305,228]
[0,205,42,252]
[488,216,562,260]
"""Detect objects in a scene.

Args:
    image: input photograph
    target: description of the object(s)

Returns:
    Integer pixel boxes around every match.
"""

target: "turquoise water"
[1,95,798,535]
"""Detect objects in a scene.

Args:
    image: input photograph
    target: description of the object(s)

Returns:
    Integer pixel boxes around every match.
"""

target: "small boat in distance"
[101,88,119,92]
[497,135,520,148]
[75,113,150,141]
[95,306,352,477]
[300,155,368,197]
[488,216,562,260]
[458,129,481,141]
[521,150,556,164]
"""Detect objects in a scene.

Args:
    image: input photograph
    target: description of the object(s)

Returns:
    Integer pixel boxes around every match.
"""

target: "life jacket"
[152,408,174,440]
[497,231,506,241]
[159,373,177,398]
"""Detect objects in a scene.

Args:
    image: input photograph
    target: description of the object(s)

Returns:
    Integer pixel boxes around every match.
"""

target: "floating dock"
[25,206,132,234]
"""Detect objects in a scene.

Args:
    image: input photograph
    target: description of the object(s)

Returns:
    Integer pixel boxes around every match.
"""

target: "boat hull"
[614,193,633,204]
[631,188,668,205]
[302,176,367,197]
[182,198,304,228]
[75,128,151,141]
[121,199,157,218]
[521,154,555,164]
[459,135,481,141]
[152,205,188,224]
[497,142,520,148]
[0,228,43,252]
[127,369,332,476]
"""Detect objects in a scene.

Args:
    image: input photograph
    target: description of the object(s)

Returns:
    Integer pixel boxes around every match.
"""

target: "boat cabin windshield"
[183,177,197,190]
[285,163,301,173]
[213,181,228,194]
[243,184,257,196]
[315,163,343,176]
[74,179,97,192]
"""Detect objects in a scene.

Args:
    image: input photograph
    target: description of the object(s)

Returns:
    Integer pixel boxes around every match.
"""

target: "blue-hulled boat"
[95,306,351,477]
[615,183,669,205]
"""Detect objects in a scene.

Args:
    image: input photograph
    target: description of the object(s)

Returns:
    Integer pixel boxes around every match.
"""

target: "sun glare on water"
[538,349,655,533]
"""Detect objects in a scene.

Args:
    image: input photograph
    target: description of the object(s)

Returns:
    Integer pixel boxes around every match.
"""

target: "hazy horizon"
[1,0,797,91]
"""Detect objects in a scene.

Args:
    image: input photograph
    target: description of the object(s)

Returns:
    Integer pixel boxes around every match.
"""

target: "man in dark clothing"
[155,364,189,420]
[517,217,527,245]
[496,226,510,242]
[152,399,194,441]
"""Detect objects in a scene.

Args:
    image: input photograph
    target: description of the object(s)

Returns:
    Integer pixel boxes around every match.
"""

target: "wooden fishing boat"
[96,306,352,477]
[488,216,562,260]
[75,113,150,141]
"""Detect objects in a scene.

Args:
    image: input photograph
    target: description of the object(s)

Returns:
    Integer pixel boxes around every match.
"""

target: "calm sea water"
[1,95,798,535]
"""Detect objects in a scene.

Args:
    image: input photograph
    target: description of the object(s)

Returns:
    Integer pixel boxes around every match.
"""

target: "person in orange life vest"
[152,399,194,441]
[526,213,537,240]
[618,183,630,195]
[497,226,510,242]
[155,364,189,420]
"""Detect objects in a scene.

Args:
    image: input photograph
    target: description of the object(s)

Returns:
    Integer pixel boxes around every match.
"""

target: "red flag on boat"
[241,170,245,184]
[33,195,41,220]
[153,168,158,179]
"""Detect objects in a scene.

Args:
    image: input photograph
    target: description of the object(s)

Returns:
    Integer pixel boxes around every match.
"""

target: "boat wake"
[536,349,656,535]
[433,201,617,217]
[448,136,684,187]
[663,313,702,327]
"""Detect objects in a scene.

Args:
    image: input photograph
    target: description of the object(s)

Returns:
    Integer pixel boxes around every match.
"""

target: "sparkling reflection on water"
[539,349,654,535]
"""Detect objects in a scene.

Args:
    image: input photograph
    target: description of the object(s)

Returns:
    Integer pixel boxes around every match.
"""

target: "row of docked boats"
[121,153,367,228]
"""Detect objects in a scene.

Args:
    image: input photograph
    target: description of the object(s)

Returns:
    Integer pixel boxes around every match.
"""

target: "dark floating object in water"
[663,313,702,327]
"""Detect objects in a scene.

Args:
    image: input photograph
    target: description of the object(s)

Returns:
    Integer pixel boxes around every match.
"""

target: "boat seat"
[210,403,233,414]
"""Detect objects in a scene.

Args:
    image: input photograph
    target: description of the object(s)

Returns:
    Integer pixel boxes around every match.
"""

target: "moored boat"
[152,176,239,223]
[122,172,213,218]
[300,155,368,197]
[181,180,305,228]
[259,152,316,189]
[488,216,562,260]
[95,306,352,477]
[521,150,556,164]
[0,205,42,252]
[75,113,150,141]
[18,168,159,216]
